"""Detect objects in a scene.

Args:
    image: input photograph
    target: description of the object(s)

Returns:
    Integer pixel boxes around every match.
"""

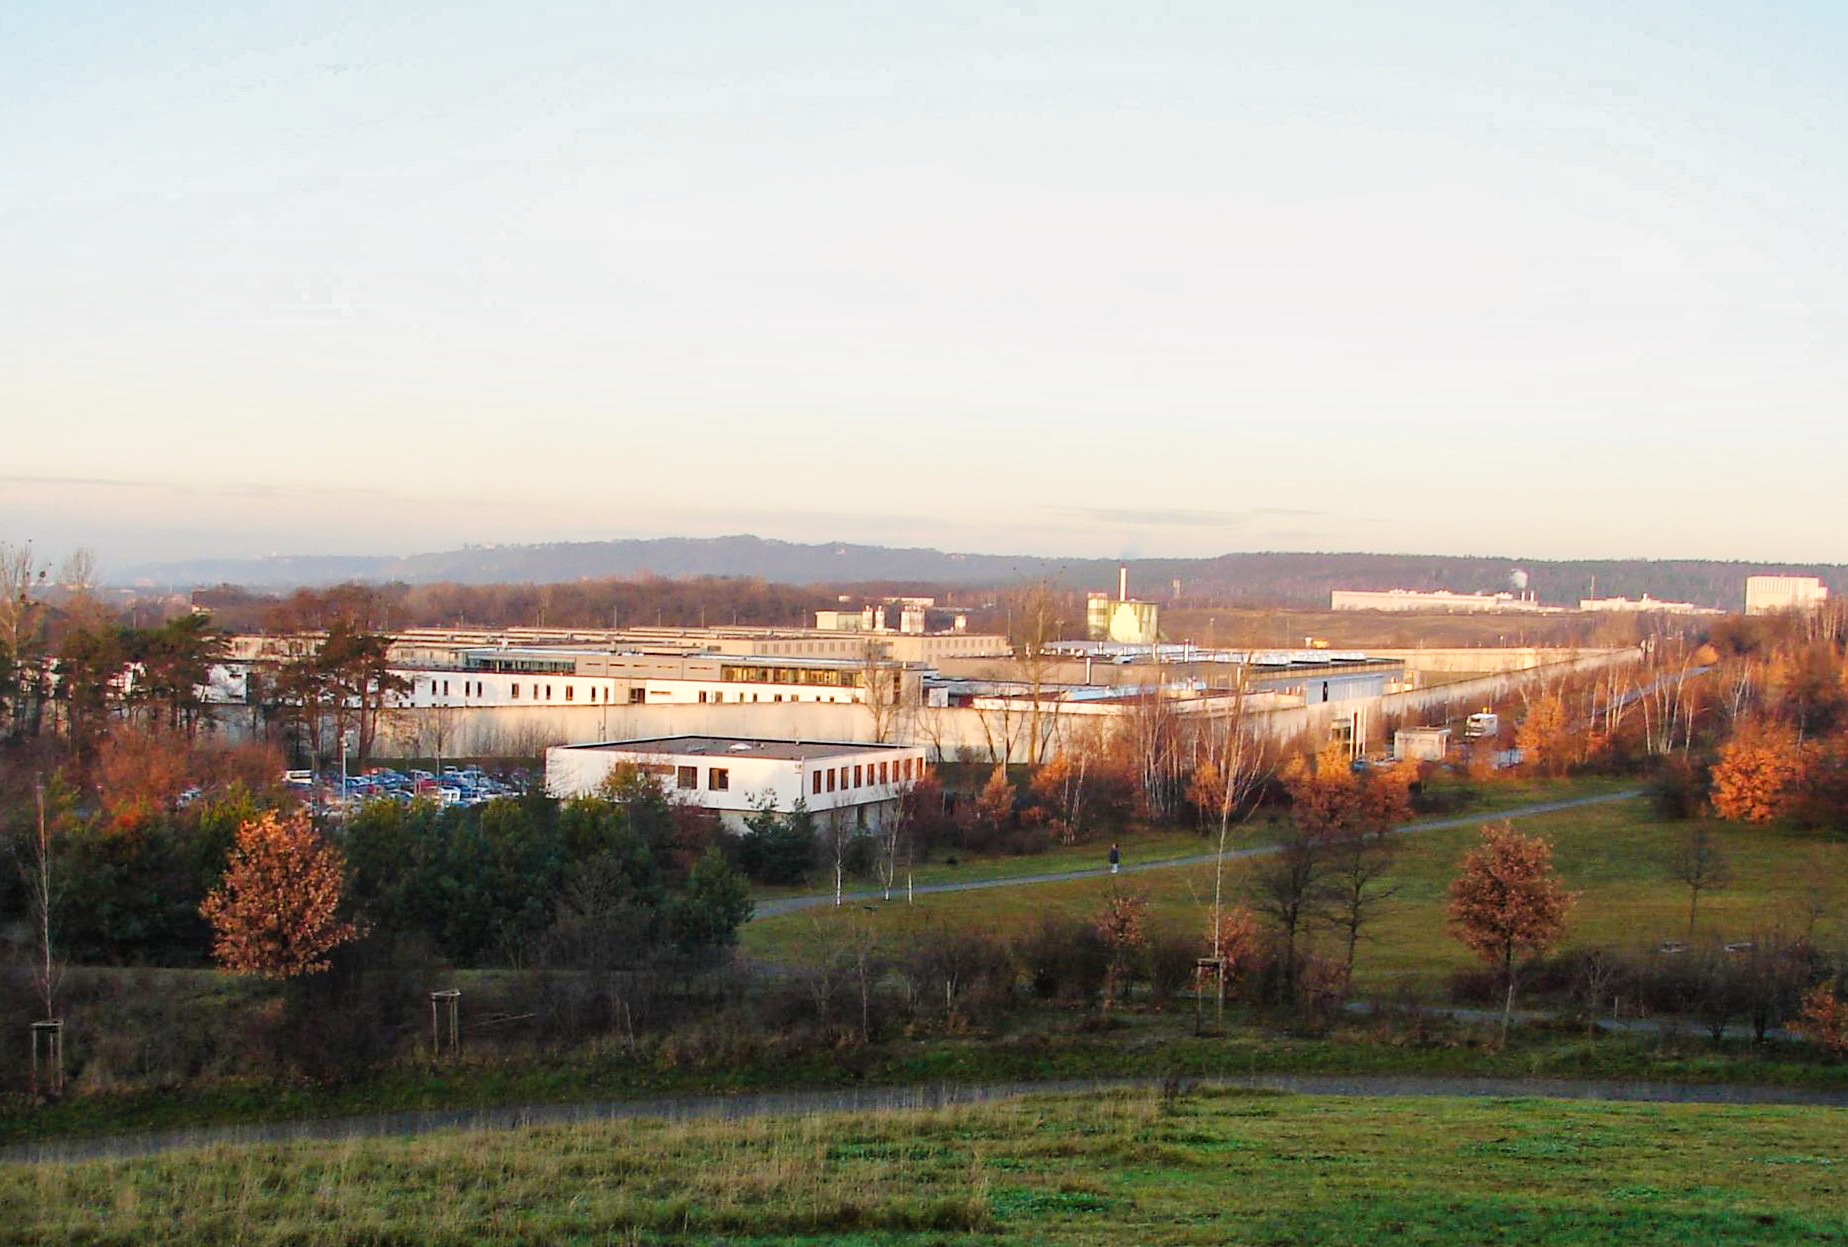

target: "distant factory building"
[815,597,966,636]
[1331,589,1556,614]
[545,735,928,832]
[1578,595,1721,616]
[1088,567,1161,645]
[1745,575,1829,616]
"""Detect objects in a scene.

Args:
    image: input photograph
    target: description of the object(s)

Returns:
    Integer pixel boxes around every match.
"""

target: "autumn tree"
[200,810,359,979]
[1709,719,1808,824]
[1251,743,1353,998]
[965,766,1016,853]
[1325,759,1415,979]
[1446,821,1576,1039]
[1792,983,1848,1056]
[1514,692,1575,776]
[1667,822,1732,941]
[1093,888,1148,1011]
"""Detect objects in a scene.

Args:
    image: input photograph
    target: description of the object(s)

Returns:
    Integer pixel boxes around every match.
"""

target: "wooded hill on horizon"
[117,535,1843,611]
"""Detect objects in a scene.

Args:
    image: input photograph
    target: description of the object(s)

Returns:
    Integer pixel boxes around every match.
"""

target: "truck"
[1463,711,1500,739]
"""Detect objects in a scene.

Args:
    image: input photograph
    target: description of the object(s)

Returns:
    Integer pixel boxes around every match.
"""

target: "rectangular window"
[442,680,449,696]
[826,769,836,793]
[812,770,822,796]
[712,691,722,703]
[512,683,520,699]
[879,761,888,785]
[708,768,729,791]
[676,766,697,790]
[853,764,863,788]
[698,691,707,703]
[630,688,645,704]
[904,758,914,781]
[773,694,782,703]
[546,685,553,700]
[565,685,574,701]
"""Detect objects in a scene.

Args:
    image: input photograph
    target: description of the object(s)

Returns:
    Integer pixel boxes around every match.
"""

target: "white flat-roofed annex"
[545,735,929,832]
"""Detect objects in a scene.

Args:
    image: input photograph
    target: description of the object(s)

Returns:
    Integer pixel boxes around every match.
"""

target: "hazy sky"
[4,2,1845,574]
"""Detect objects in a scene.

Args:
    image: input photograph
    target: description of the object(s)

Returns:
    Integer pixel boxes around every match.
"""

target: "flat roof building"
[1745,575,1829,616]
[545,735,929,832]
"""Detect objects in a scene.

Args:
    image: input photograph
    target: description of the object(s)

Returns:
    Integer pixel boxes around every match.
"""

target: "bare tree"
[24,779,60,1021]
[858,641,903,743]
[1191,683,1269,1020]
[876,780,915,902]
[1012,581,1065,767]
[1668,823,1731,942]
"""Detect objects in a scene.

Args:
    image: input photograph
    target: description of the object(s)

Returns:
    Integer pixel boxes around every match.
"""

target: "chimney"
[1119,565,1128,602]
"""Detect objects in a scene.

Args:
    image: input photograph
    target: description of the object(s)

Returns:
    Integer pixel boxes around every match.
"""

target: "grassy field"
[743,791,1848,994]
[749,775,1642,902]
[8,1086,1846,1245]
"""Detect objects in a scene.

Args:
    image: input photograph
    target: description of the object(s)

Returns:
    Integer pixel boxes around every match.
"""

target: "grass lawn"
[748,775,1641,904]
[743,790,1848,997]
[9,1086,1846,1244]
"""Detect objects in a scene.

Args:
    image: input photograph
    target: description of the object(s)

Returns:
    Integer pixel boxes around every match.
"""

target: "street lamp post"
[340,730,354,810]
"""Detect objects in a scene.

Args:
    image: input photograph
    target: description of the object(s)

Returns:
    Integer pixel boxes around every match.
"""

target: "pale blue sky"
[3,2,1845,572]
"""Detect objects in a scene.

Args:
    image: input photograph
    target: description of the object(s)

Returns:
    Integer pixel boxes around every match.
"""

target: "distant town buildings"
[1744,575,1829,616]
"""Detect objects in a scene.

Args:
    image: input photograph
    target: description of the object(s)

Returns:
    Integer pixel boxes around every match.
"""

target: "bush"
[1016,917,1107,1004]
[901,929,1018,1027]
[1147,935,1199,1007]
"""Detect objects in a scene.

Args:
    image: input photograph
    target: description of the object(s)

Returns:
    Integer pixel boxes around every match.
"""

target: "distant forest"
[163,537,1843,625]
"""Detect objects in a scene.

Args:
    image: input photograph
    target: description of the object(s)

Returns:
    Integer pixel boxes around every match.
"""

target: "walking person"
[1108,842,1120,875]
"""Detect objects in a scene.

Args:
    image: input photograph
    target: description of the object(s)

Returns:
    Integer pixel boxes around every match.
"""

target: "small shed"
[1393,726,1451,763]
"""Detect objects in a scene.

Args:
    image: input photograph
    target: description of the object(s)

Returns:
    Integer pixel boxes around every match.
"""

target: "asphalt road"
[755,788,1645,918]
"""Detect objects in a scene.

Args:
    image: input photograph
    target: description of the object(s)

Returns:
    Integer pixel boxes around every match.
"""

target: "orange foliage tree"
[1793,983,1848,1056]
[1446,821,1575,1038]
[200,810,359,979]
[1709,719,1808,824]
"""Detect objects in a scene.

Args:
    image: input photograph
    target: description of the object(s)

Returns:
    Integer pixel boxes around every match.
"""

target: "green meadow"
[8,1087,1846,1245]
[744,790,1848,995]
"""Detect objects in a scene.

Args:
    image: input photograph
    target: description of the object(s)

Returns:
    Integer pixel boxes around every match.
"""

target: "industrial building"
[1745,575,1829,616]
[1577,595,1721,615]
[544,735,929,831]
[1331,589,1558,614]
[1087,567,1161,644]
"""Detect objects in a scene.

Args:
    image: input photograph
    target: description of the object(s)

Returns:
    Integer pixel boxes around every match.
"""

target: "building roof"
[555,735,912,762]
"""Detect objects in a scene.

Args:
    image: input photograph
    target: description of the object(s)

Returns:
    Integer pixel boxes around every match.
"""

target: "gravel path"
[755,788,1644,917]
[7,1067,1842,1167]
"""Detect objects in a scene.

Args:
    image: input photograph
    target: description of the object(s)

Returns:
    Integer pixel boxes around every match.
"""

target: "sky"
[3,1,1846,576]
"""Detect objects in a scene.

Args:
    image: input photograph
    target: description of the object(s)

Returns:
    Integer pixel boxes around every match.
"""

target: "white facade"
[1394,726,1451,762]
[1332,589,1557,614]
[1745,575,1829,616]
[545,736,930,831]
[1578,595,1721,615]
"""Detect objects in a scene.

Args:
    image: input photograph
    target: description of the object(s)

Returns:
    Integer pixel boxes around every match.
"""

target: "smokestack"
[1119,565,1128,602]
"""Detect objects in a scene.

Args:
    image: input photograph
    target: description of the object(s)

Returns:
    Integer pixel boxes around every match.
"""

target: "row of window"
[720,665,868,688]
[676,766,729,791]
[415,680,854,705]
[810,756,915,796]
